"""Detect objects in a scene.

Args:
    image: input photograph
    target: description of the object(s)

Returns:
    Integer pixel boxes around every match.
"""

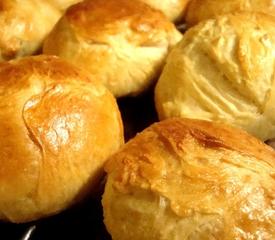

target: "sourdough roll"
[155,13,275,141]
[0,55,124,223]
[141,0,190,22]
[43,0,182,97]
[103,118,275,240]
[0,0,61,61]
[186,0,275,26]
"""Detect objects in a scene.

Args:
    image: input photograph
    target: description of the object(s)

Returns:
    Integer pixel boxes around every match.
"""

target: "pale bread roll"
[155,13,275,141]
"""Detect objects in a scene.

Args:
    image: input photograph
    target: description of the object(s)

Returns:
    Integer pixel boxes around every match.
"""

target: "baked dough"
[0,55,124,223]
[103,118,275,240]
[155,13,275,141]
[43,0,182,97]
[141,0,190,22]
[0,0,61,61]
[186,0,275,26]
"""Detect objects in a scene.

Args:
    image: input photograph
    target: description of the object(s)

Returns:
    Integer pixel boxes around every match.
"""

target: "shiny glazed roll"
[141,0,190,22]
[0,55,124,223]
[102,118,275,240]
[43,0,182,98]
[155,13,275,141]
[0,0,61,61]
[185,0,275,26]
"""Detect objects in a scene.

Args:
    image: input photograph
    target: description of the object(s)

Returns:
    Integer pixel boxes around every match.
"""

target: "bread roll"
[186,0,275,26]
[0,0,61,61]
[155,13,275,141]
[0,55,124,223]
[103,118,275,240]
[141,0,190,22]
[43,0,182,97]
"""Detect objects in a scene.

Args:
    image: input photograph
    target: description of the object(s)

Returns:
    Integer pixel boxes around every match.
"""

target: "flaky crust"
[155,13,275,141]
[0,0,61,61]
[186,0,275,26]
[43,0,182,97]
[103,118,275,240]
[141,0,190,22]
[0,55,124,223]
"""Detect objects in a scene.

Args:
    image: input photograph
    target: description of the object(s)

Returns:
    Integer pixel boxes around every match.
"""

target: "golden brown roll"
[0,55,124,223]
[102,118,275,240]
[186,0,275,26]
[0,0,61,61]
[155,13,275,141]
[141,0,190,22]
[43,0,182,98]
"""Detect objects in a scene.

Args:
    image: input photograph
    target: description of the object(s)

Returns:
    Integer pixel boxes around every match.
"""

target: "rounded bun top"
[155,13,275,141]
[43,0,182,97]
[186,0,275,26]
[103,118,275,240]
[0,0,60,61]
[0,54,95,86]
[0,55,78,83]
[0,55,124,223]
[65,0,176,45]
